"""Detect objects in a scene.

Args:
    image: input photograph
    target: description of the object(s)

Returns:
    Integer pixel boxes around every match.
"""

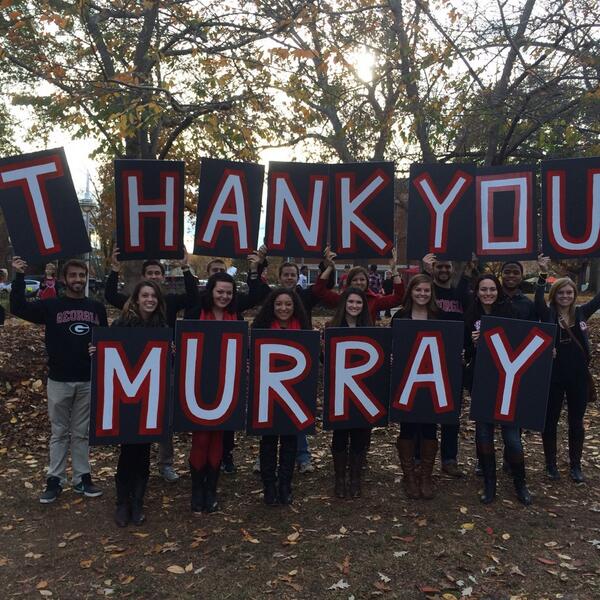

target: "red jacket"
[313,277,404,322]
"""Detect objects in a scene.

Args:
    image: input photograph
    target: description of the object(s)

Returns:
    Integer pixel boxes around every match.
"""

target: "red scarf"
[270,317,302,330]
[199,309,238,321]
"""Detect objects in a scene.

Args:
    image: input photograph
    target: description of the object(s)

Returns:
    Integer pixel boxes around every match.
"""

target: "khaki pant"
[46,379,91,486]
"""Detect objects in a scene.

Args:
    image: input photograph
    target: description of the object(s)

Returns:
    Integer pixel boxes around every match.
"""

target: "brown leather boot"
[396,437,420,499]
[419,439,438,499]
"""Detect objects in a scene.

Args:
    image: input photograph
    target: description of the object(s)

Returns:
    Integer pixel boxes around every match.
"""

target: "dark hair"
[121,280,167,326]
[369,264,378,272]
[500,261,524,275]
[397,274,438,319]
[253,287,310,329]
[278,261,299,278]
[141,260,165,276]
[464,273,509,326]
[318,260,335,289]
[201,272,237,314]
[62,259,88,278]
[328,287,372,327]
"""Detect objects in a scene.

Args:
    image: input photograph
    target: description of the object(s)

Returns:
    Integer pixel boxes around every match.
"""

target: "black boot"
[203,466,220,513]
[542,432,560,480]
[332,451,347,499]
[130,476,147,525]
[568,428,585,483]
[477,444,496,504]
[260,437,279,505]
[509,457,532,505]
[278,436,297,506]
[114,475,130,528]
[348,452,363,499]
[189,463,205,514]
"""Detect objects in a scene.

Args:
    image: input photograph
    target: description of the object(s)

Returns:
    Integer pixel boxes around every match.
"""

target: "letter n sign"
[90,327,172,445]
[470,316,555,431]
[114,159,185,260]
[0,148,91,261]
[247,329,320,435]
[389,319,464,424]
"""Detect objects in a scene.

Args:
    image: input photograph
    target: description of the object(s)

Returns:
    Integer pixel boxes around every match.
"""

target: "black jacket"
[10,272,108,381]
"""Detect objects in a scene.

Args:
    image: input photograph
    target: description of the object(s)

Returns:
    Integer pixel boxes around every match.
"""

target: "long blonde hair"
[548,277,577,325]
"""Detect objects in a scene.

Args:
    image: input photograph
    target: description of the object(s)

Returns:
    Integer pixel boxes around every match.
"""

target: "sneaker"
[221,456,236,474]
[73,473,103,498]
[253,457,261,474]
[160,466,180,483]
[298,461,315,474]
[40,476,62,504]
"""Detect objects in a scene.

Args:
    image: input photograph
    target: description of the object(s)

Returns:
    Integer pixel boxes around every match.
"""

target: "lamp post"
[78,172,95,296]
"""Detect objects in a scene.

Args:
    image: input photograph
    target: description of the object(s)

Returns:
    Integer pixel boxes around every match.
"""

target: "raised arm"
[534,254,551,322]
[9,257,46,324]
[312,247,342,308]
[372,249,404,310]
[104,246,127,309]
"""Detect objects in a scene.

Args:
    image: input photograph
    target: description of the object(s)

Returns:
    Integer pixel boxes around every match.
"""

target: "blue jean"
[296,433,311,464]
[475,422,522,455]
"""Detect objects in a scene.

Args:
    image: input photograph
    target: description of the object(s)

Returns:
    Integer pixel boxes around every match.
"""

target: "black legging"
[331,428,370,454]
[116,443,151,482]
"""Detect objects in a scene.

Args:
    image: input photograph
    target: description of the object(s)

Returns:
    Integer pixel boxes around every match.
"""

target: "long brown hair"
[328,287,372,327]
[548,277,577,325]
[400,274,438,318]
[122,280,166,326]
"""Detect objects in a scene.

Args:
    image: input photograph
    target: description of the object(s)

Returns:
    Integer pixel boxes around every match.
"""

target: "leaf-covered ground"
[0,316,599,600]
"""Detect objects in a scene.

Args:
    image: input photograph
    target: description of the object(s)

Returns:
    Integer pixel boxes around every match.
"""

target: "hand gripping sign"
[114,159,185,260]
[173,320,248,431]
[542,156,600,258]
[194,158,264,257]
[389,319,465,424]
[323,327,391,429]
[0,148,91,261]
[247,329,320,436]
[90,327,172,445]
[469,316,556,430]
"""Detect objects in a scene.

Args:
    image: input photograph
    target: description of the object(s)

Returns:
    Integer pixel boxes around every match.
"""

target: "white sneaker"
[160,466,179,483]
[298,461,315,474]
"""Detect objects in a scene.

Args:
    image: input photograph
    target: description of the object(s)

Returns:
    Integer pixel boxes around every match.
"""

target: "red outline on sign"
[178,331,244,426]
[333,169,393,256]
[545,168,600,256]
[95,340,169,437]
[196,168,253,253]
[327,335,385,424]
[252,337,315,430]
[0,154,64,255]
[121,168,181,253]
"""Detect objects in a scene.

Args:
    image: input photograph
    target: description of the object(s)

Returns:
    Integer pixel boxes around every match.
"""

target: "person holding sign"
[253,288,311,505]
[187,272,241,513]
[93,280,168,526]
[536,255,600,483]
[314,247,404,322]
[392,274,447,499]
[465,274,532,505]
[327,287,374,499]
[10,257,107,504]
[105,246,198,484]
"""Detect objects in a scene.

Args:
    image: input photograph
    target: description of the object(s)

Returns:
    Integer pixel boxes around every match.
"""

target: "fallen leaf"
[241,529,260,544]
[166,565,186,574]
[536,557,557,565]
[36,581,48,589]
[328,579,349,590]
[79,560,92,569]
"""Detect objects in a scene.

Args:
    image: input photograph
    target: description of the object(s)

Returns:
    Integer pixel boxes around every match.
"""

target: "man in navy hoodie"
[11,256,108,504]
